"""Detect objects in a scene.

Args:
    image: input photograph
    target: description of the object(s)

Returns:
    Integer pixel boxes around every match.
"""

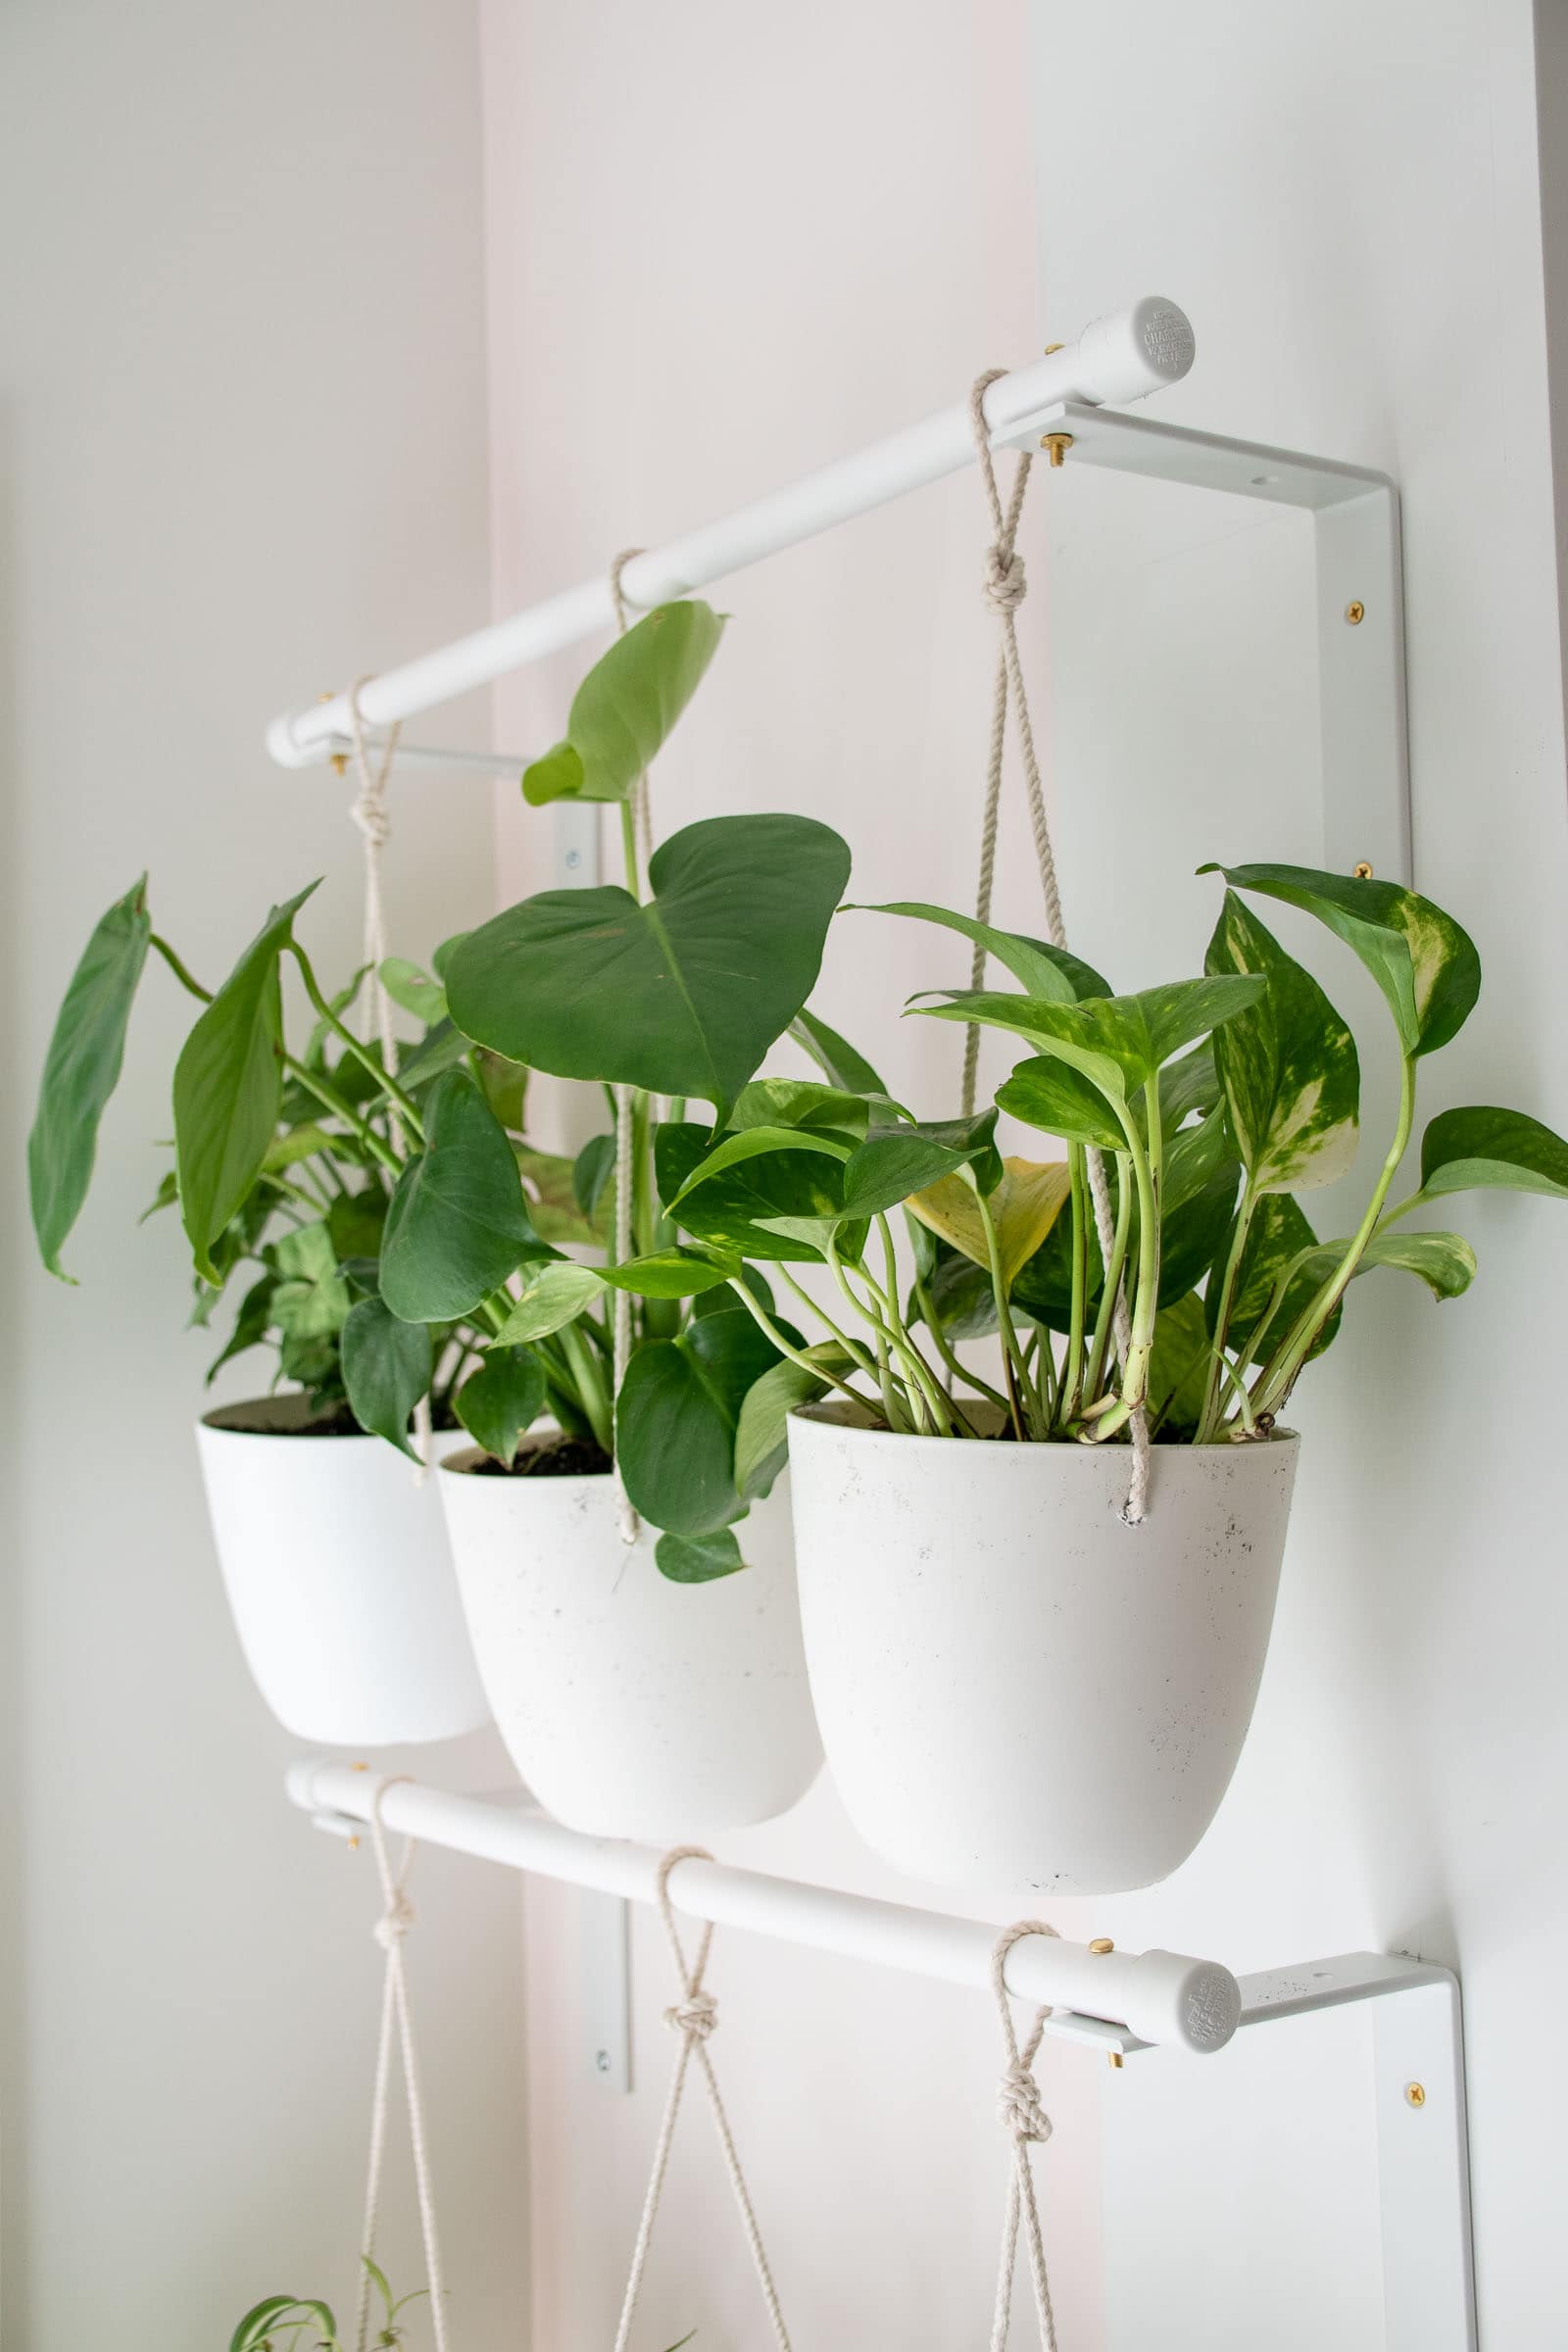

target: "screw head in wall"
[1405,2081,1427,2108]
[595,2048,612,2075]
[1345,600,1366,624]
[1352,860,1374,879]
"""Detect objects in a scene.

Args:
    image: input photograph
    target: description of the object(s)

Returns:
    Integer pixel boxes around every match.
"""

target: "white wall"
[483,3,1568,2347]
[0,5,529,2343]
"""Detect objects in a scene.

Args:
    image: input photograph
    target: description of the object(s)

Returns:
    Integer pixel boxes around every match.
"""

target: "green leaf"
[996,1055,1125,1152]
[447,814,852,1121]
[205,1271,275,1384]
[906,1156,1072,1287]
[456,1347,547,1465]
[599,1245,740,1298]
[1415,1104,1568,1203]
[476,1048,528,1132]
[140,1165,179,1223]
[573,1133,616,1223]
[269,1220,351,1341]
[670,1123,855,1209]
[172,883,319,1281]
[389,1016,471,1096]
[1159,1041,1221,1133]
[327,1184,388,1261]
[263,1121,339,1173]
[1200,861,1481,1059]
[1158,1166,1240,1305]
[616,1299,783,1535]
[379,957,446,1024]
[789,1006,888,1096]
[657,1120,864,1264]
[1148,1293,1214,1439]
[1210,1195,1343,1368]
[1307,1227,1478,1301]
[515,1144,608,1245]
[341,1297,433,1457]
[733,1345,853,1499]
[839,1112,1002,1219]
[1204,890,1360,1193]
[430,930,468,982]
[229,2297,309,2352]
[657,1527,747,1582]
[492,1258,605,1343]
[853,901,1108,1000]
[731,1078,873,1138]
[521,600,726,805]
[1161,1108,1236,1217]
[379,1071,546,1322]
[28,875,153,1278]
[916,976,1265,1101]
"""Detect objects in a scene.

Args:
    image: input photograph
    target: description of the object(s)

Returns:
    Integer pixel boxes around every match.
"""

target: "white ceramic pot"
[196,1396,490,1746]
[438,1455,821,1839]
[787,1405,1299,1895]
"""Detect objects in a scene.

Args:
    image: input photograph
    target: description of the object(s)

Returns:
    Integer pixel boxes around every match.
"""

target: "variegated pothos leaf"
[1205,890,1360,1195]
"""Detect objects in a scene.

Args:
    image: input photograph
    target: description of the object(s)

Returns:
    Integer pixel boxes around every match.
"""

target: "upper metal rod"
[287,1758,1240,2053]
[266,297,1196,769]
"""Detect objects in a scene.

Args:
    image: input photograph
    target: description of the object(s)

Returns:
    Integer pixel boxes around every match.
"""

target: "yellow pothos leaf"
[907,1155,1071,1288]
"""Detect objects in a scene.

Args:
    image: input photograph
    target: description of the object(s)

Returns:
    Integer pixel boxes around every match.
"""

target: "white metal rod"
[267,297,1196,768]
[287,1759,1240,2053]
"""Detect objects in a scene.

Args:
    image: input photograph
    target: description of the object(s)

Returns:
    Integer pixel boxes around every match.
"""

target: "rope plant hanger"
[608,546,654,1546]
[961,371,1151,1524]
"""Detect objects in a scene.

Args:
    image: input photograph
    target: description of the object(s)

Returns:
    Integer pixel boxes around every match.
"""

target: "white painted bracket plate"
[995,398,1411,888]
[553,800,602,889]
[579,1887,631,2094]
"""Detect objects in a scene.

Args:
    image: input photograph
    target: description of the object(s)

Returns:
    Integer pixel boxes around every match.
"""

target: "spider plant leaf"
[1204,889,1360,1193]
[1200,860,1481,1059]
[28,874,153,1279]
[521,600,726,806]
[379,1071,549,1322]
[447,813,851,1121]
[173,882,320,1282]
[341,1296,433,1459]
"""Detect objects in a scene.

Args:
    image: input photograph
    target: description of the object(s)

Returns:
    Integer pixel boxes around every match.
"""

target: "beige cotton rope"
[612,1848,793,2352]
[962,374,1151,1526]
[607,551,651,1545]
[354,1780,451,2352]
[989,1922,1062,2352]
[346,685,434,1484]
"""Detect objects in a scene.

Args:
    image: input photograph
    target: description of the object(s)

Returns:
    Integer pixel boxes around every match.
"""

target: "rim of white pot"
[789,1396,1299,1458]
[200,1392,381,1438]
[438,1436,613,1484]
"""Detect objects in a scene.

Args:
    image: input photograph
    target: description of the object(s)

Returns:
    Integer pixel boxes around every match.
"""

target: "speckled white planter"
[787,1405,1299,1895]
[196,1396,489,1747]
[438,1457,821,1839]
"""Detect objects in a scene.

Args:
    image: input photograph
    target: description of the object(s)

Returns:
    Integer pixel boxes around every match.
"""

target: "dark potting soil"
[468,1434,613,1479]
[206,1397,462,1440]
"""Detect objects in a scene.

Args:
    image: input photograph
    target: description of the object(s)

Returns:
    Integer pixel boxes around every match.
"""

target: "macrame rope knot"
[664,1989,718,2042]
[997,2058,1053,2146]
[982,544,1028,615]
[372,1886,415,1951]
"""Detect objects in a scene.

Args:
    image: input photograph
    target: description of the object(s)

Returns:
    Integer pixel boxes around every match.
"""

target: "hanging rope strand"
[346,687,434,1482]
[989,1923,1062,2352]
[606,550,652,1545]
[965,375,1151,1524]
[355,1781,451,2352]
[613,1849,792,2352]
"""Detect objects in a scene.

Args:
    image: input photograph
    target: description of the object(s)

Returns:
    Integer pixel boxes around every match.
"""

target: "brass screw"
[1044,342,1065,355]
[1088,1937,1115,1955]
[1405,2081,1427,2109]
[1353,859,1374,880]
[1346,600,1366,625]
[1107,2052,1124,2071]
[346,1835,361,1852]
[1040,432,1074,467]
[351,1760,369,1772]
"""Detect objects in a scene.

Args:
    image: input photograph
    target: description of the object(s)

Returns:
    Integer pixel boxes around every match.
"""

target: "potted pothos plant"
[638,865,1568,1893]
[423,599,848,1838]
[25,878,505,1746]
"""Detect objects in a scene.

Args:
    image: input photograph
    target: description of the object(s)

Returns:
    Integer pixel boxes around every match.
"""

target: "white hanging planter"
[438,1452,822,1840]
[195,1396,490,1747]
[787,1404,1299,1895]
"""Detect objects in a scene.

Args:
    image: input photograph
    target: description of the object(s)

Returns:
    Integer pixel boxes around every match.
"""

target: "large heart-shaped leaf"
[341,1296,433,1460]
[907,1156,1071,1287]
[616,1297,786,1535]
[29,875,153,1278]
[456,1347,547,1466]
[446,813,852,1119]
[1204,890,1360,1193]
[521,600,726,806]
[1200,861,1481,1059]
[853,902,1109,1001]
[173,882,319,1282]
[1415,1105,1568,1203]
[379,1070,546,1322]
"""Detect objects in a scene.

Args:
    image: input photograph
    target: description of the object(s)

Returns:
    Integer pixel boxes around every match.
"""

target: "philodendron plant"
[641,863,1568,1471]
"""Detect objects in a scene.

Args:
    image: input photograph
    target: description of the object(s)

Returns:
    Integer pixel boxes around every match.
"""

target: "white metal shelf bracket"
[290,1766,1471,2346]
[1001,399,1411,885]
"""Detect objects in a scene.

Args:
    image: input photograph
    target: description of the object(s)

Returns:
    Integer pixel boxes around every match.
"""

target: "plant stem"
[774,1266,883,1388]
[282,1056,402,1176]
[1081,1156,1132,1408]
[723,1278,872,1414]
[846,1231,959,1436]
[619,798,642,901]
[964,1173,1030,1439]
[911,1273,1010,1415]
[1251,1053,1417,1418]
[1057,1145,1090,1431]
[289,942,425,1143]
[558,1317,613,1453]
[1196,1184,1258,1444]
[149,933,213,1004]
